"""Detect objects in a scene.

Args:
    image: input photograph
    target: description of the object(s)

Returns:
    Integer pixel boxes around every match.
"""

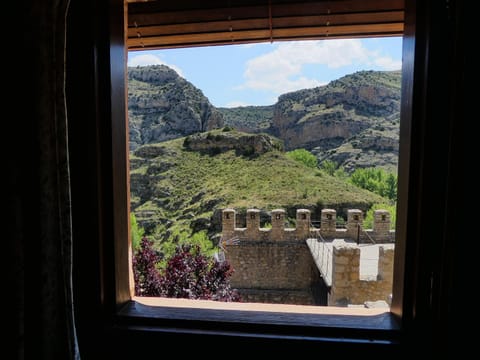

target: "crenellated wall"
[327,241,394,306]
[222,208,322,305]
[222,208,395,306]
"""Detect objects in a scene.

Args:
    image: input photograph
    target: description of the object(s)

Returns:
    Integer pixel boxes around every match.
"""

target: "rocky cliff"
[128,65,224,150]
[269,70,401,172]
[128,66,401,173]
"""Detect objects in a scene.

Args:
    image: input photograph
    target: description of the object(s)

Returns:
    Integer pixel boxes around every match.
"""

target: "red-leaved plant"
[133,237,240,302]
[132,236,162,296]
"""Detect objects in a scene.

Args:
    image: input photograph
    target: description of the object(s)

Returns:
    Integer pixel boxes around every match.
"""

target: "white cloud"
[239,39,400,94]
[127,53,184,76]
[373,56,402,70]
[224,101,250,108]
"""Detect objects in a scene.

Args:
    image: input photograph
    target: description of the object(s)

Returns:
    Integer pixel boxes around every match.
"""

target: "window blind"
[127,0,404,50]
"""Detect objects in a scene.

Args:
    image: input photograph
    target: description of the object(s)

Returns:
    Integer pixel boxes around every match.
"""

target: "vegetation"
[286,149,318,169]
[157,230,217,268]
[130,130,388,254]
[218,105,274,132]
[128,68,402,263]
[133,236,162,296]
[130,212,144,251]
[349,167,397,201]
[133,236,240,301]
[319,159,338,176]
[128,66,401,174]
[363,203,397,230]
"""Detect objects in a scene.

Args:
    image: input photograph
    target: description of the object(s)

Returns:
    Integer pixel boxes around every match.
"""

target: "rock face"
[269,70,401,172]
[184,130,283,156]
[128,65,224,150]
[128,67,401,172]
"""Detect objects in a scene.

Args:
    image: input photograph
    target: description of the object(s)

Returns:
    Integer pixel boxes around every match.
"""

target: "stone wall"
[225,241,322,304]
[222,208,322,305]
[221,208,395,306]
[328,242,394,306]
[223,208,395,244]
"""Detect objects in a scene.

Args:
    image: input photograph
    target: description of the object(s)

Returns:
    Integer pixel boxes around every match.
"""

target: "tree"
[130,212,144,251]
[363,203,397,230]
[159,244,240,301]
[133,238,240,301]
[286,148,318,169]
[384,173,397,200]
[320,159,338,176]
[349,167,398,201]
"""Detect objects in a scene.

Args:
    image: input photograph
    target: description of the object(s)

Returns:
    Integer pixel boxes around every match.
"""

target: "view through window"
[127,37,402,308]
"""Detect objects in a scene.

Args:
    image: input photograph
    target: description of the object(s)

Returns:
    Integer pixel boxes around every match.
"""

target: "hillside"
[270,70,401,173]
[130,129,387,246]
[128,65,224,150]
[218,105,274,133]
[128,66,401,173]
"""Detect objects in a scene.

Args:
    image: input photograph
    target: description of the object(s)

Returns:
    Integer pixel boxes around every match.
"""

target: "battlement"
[222,208,395,244]
[307,239,394,306]
[222,207,395,306]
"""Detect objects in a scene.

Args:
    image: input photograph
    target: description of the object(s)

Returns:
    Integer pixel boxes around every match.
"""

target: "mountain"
[218,105,274,133]
[128,65,401,173]
[129,129,387,245]
[128,65,224,151]
[270,70,401,173]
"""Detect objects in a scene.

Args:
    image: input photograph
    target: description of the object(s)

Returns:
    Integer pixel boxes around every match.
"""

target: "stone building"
[221,208,395,307]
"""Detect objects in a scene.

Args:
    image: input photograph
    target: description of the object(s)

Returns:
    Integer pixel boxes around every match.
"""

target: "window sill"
[115,297,400,344]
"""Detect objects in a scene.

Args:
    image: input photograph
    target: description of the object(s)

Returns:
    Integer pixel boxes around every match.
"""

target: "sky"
[127,37,402,108]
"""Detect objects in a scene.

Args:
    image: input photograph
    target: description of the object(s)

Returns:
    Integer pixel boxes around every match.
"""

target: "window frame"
[68,0,457,354]
[117,1,409,332]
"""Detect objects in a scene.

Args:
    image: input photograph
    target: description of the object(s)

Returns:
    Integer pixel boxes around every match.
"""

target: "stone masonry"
[327,240,394,306]
[222,208,322,305]
[222,208,395,306]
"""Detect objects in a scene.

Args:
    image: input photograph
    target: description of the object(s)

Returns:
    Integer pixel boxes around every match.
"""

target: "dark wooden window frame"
[67,0,460,355]
[118,0,410,336]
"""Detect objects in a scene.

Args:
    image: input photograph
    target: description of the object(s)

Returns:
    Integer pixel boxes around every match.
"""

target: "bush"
[349,167,397,201]
[133,238,240,301]
[130,213,144,251]
[320,159,338,176]
[160,244,240,301]
[286,148,318,169]
[133,236,162,296]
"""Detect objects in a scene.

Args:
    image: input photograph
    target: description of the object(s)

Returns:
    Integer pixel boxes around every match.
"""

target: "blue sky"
[127,37,402,108]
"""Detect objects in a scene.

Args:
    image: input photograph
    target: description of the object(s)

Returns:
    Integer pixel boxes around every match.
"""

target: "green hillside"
[130,129,387,250]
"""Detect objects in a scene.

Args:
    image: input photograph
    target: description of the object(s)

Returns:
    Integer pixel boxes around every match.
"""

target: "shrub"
[133,236,162,296]
[130,212,144,251]
[133,238,240,301]
[286,148,318,169]
[160,244,240,301]
[320,159,338,176]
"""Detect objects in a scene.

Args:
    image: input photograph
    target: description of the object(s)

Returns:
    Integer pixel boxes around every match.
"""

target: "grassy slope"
[130,131,386,246]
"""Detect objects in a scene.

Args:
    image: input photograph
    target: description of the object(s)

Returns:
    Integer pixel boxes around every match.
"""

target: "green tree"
[320,159,338,176]
[349,167,397,201]
[158,229,216,268]
[130,212,144,251]
[384,173,397,200]
[363,203,397,230]
[286,148,318,169]
[334,166,348,179]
